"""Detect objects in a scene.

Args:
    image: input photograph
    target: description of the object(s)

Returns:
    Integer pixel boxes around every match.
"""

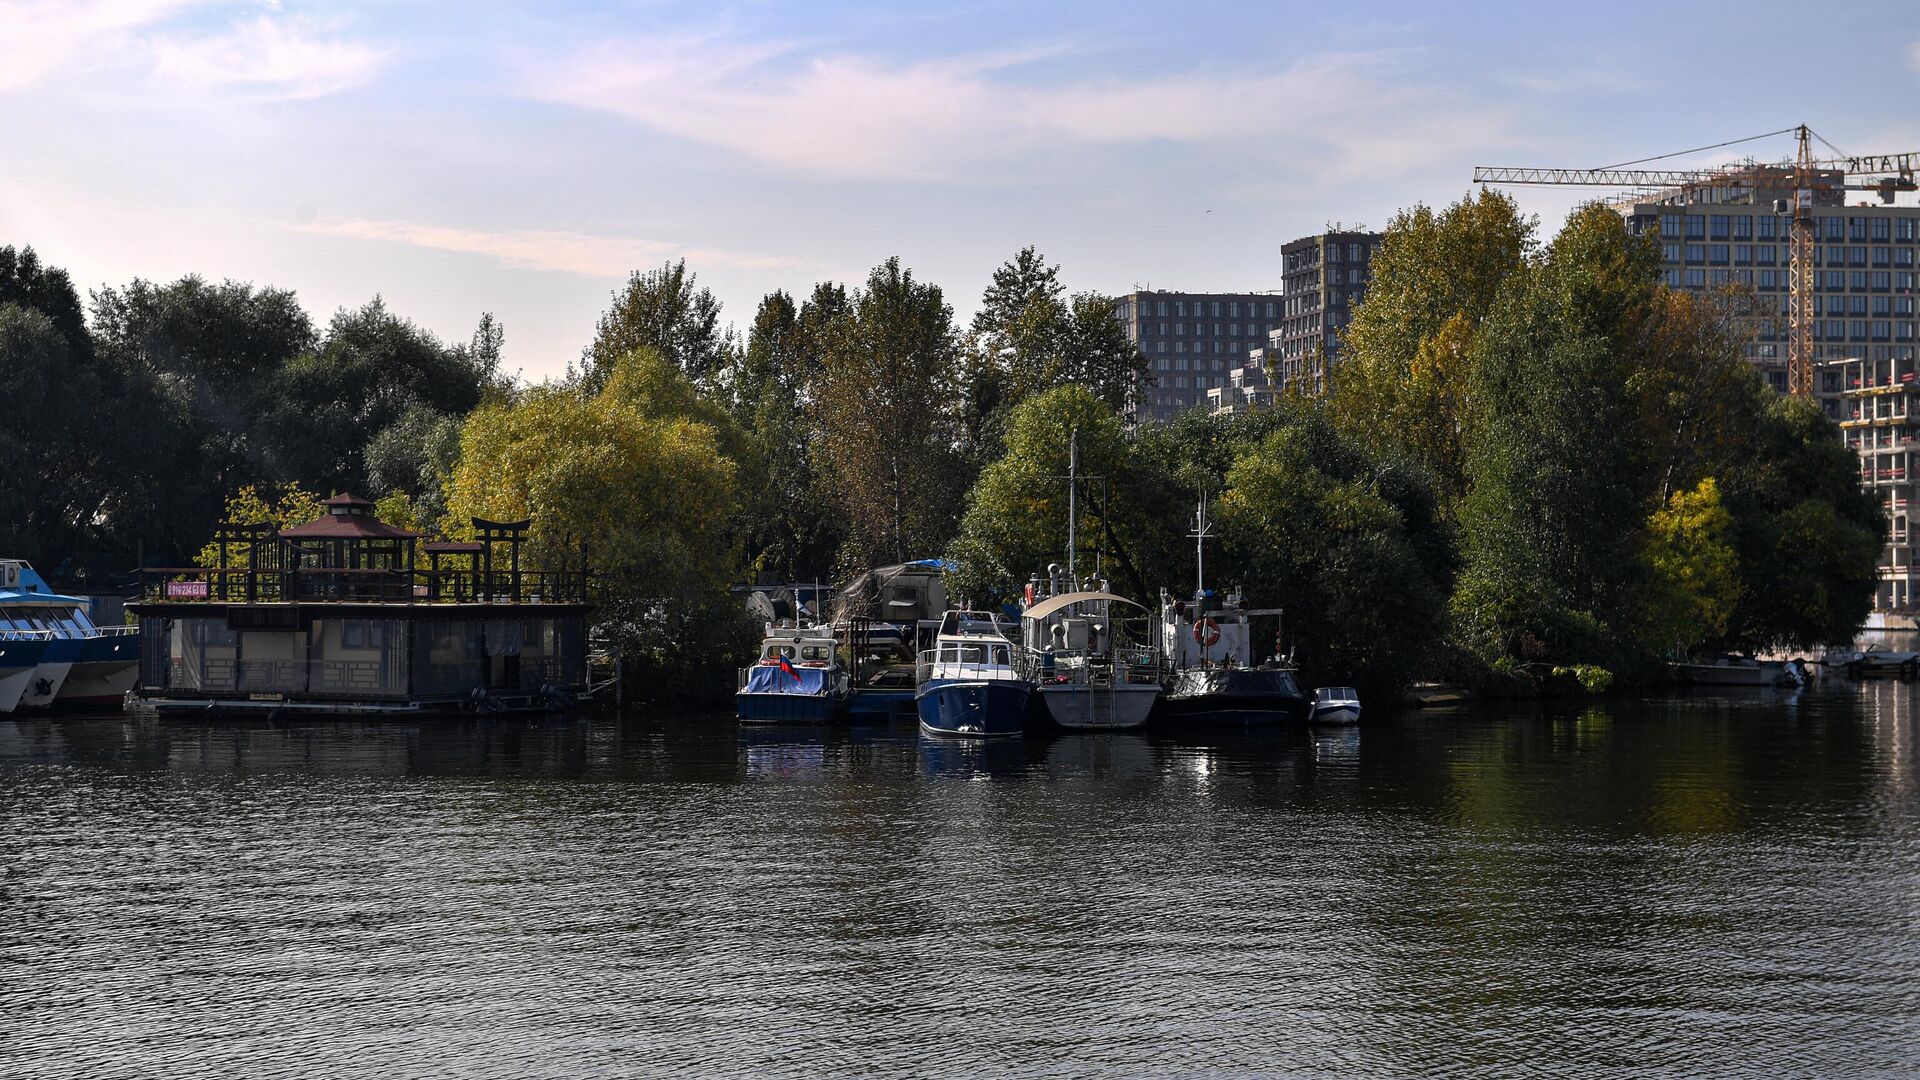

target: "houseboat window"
[765,645,795,660]
[800,645,832,662]
[991,645,1009,665]
[889,586,918,604]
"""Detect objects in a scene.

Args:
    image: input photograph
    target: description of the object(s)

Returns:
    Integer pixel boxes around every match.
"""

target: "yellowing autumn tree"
[445,348,741,601]
[1639,478,1742,655]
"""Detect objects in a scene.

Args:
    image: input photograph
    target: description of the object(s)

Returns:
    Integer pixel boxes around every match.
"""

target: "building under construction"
[1611,166,1920,393]
[1819,355,1920,623]
[1477,128,1920,624]
[1610,170,1920,621]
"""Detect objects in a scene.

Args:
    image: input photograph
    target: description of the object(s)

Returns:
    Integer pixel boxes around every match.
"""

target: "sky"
[5,0,1920,381]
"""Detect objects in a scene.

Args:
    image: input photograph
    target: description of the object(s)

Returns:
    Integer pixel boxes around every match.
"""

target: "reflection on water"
[1,682,1916,1077]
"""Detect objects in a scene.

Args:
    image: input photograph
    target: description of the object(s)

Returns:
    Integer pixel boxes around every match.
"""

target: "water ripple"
[0,687,1916,1077]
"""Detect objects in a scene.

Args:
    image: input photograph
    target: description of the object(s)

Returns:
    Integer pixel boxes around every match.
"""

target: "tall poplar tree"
[813,257,963,570]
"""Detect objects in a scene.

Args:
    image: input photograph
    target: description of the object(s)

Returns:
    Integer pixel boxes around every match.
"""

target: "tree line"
[0,193,1880,698]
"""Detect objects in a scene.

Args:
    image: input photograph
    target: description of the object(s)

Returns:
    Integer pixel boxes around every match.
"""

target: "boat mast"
[1066,426,1078,588]
[1189,488,1211,608]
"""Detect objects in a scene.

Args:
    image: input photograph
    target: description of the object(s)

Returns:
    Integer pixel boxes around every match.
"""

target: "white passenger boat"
[0,560,139,710]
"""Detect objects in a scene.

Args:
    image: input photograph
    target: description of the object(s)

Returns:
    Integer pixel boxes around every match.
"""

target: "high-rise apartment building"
[1616,175,1920,392]
[1114,291,1285,423]
[1270,231,1383,396]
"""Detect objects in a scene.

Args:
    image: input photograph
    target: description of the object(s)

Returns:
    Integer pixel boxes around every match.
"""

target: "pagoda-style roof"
[279,492,420,540]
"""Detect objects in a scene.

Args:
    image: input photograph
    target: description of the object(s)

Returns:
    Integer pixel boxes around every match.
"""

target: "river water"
[2,684,1916,1078]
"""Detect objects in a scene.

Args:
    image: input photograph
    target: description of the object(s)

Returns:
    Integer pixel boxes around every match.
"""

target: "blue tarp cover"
[744,664,828,695]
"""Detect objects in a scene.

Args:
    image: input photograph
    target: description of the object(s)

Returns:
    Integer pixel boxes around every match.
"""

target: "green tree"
[193,484,324,567]
[0,303,110,566]
[446,348,753,699]
[960,247,1145,464]
[1639,477,1742,654]
[727,290,841,581]
[813,257,965,570]
[363,402,464,536]
[1334,191,1535,503]
[0,247,146,572]
[947,385,1174,602]
[89,276,317,539]
[1216,416,1450,692]
[1451,210,1654,665]
[1717,391,1881,649]
[273,298,496,497]
[581,259,728,392]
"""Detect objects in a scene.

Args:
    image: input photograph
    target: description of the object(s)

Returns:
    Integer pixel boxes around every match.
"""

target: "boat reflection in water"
[916,730,1034,779]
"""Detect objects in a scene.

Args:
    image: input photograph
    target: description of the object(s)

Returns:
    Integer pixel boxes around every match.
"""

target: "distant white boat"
[1309,686,1361,726]
[1672,656,1799,687]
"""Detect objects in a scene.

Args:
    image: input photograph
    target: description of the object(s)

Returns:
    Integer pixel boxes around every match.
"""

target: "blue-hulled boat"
[0,560,139,711]
[915,609,1031,737]
[736,626,849,723]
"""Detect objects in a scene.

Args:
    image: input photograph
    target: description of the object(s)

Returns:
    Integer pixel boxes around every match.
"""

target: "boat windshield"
[940,643,1009,666]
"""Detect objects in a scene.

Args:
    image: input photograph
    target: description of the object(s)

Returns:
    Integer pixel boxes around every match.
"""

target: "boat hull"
[18,661,73,710]
[1154,669,1308,727]
[0,666,32,713]
[916,678,1031,737]
[0,639,49,713]
[55,662,139,706]
[1673,661,1796,687]
[737,690,845,724]
[1036,681,1158,731]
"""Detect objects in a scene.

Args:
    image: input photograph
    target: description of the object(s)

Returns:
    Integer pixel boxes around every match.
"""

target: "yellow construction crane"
[1474,125,1918,398]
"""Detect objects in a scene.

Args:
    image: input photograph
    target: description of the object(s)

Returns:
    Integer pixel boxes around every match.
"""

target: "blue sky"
[5,0,1918,380]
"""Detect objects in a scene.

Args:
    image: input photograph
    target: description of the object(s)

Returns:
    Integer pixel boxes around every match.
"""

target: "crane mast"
[1473,125,1919,399]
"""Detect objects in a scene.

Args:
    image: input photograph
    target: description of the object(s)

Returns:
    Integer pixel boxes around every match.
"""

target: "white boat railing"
[915,649,1019,686]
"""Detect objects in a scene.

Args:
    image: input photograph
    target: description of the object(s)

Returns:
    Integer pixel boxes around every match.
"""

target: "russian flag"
[776,655,801,682]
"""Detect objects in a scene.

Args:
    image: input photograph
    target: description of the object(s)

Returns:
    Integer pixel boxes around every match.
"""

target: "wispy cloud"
[149,14,388,100]
[291,217,808,277]
[1908,39,1920,73]
[526,33,1516,183]
[0,0,196,91]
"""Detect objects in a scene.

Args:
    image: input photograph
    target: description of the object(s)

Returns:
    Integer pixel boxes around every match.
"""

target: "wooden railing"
[140,567,593,605]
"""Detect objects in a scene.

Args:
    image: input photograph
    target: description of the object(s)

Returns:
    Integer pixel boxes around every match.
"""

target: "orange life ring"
[1192,618,1220,647]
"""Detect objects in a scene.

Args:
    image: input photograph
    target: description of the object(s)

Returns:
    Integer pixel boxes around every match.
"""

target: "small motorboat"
[736,625,849,724]
[915,609,1032,737]
[1309,686,1361,726]
[1823,643,1920,679]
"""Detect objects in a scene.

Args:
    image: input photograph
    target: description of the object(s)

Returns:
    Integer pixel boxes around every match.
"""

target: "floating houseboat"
[128,494,592,715]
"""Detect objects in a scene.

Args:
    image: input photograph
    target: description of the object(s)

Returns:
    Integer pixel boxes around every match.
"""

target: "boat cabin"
[128,495,593,713]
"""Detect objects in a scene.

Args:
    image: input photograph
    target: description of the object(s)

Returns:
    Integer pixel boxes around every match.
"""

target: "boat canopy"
[1022,590,1145,622]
